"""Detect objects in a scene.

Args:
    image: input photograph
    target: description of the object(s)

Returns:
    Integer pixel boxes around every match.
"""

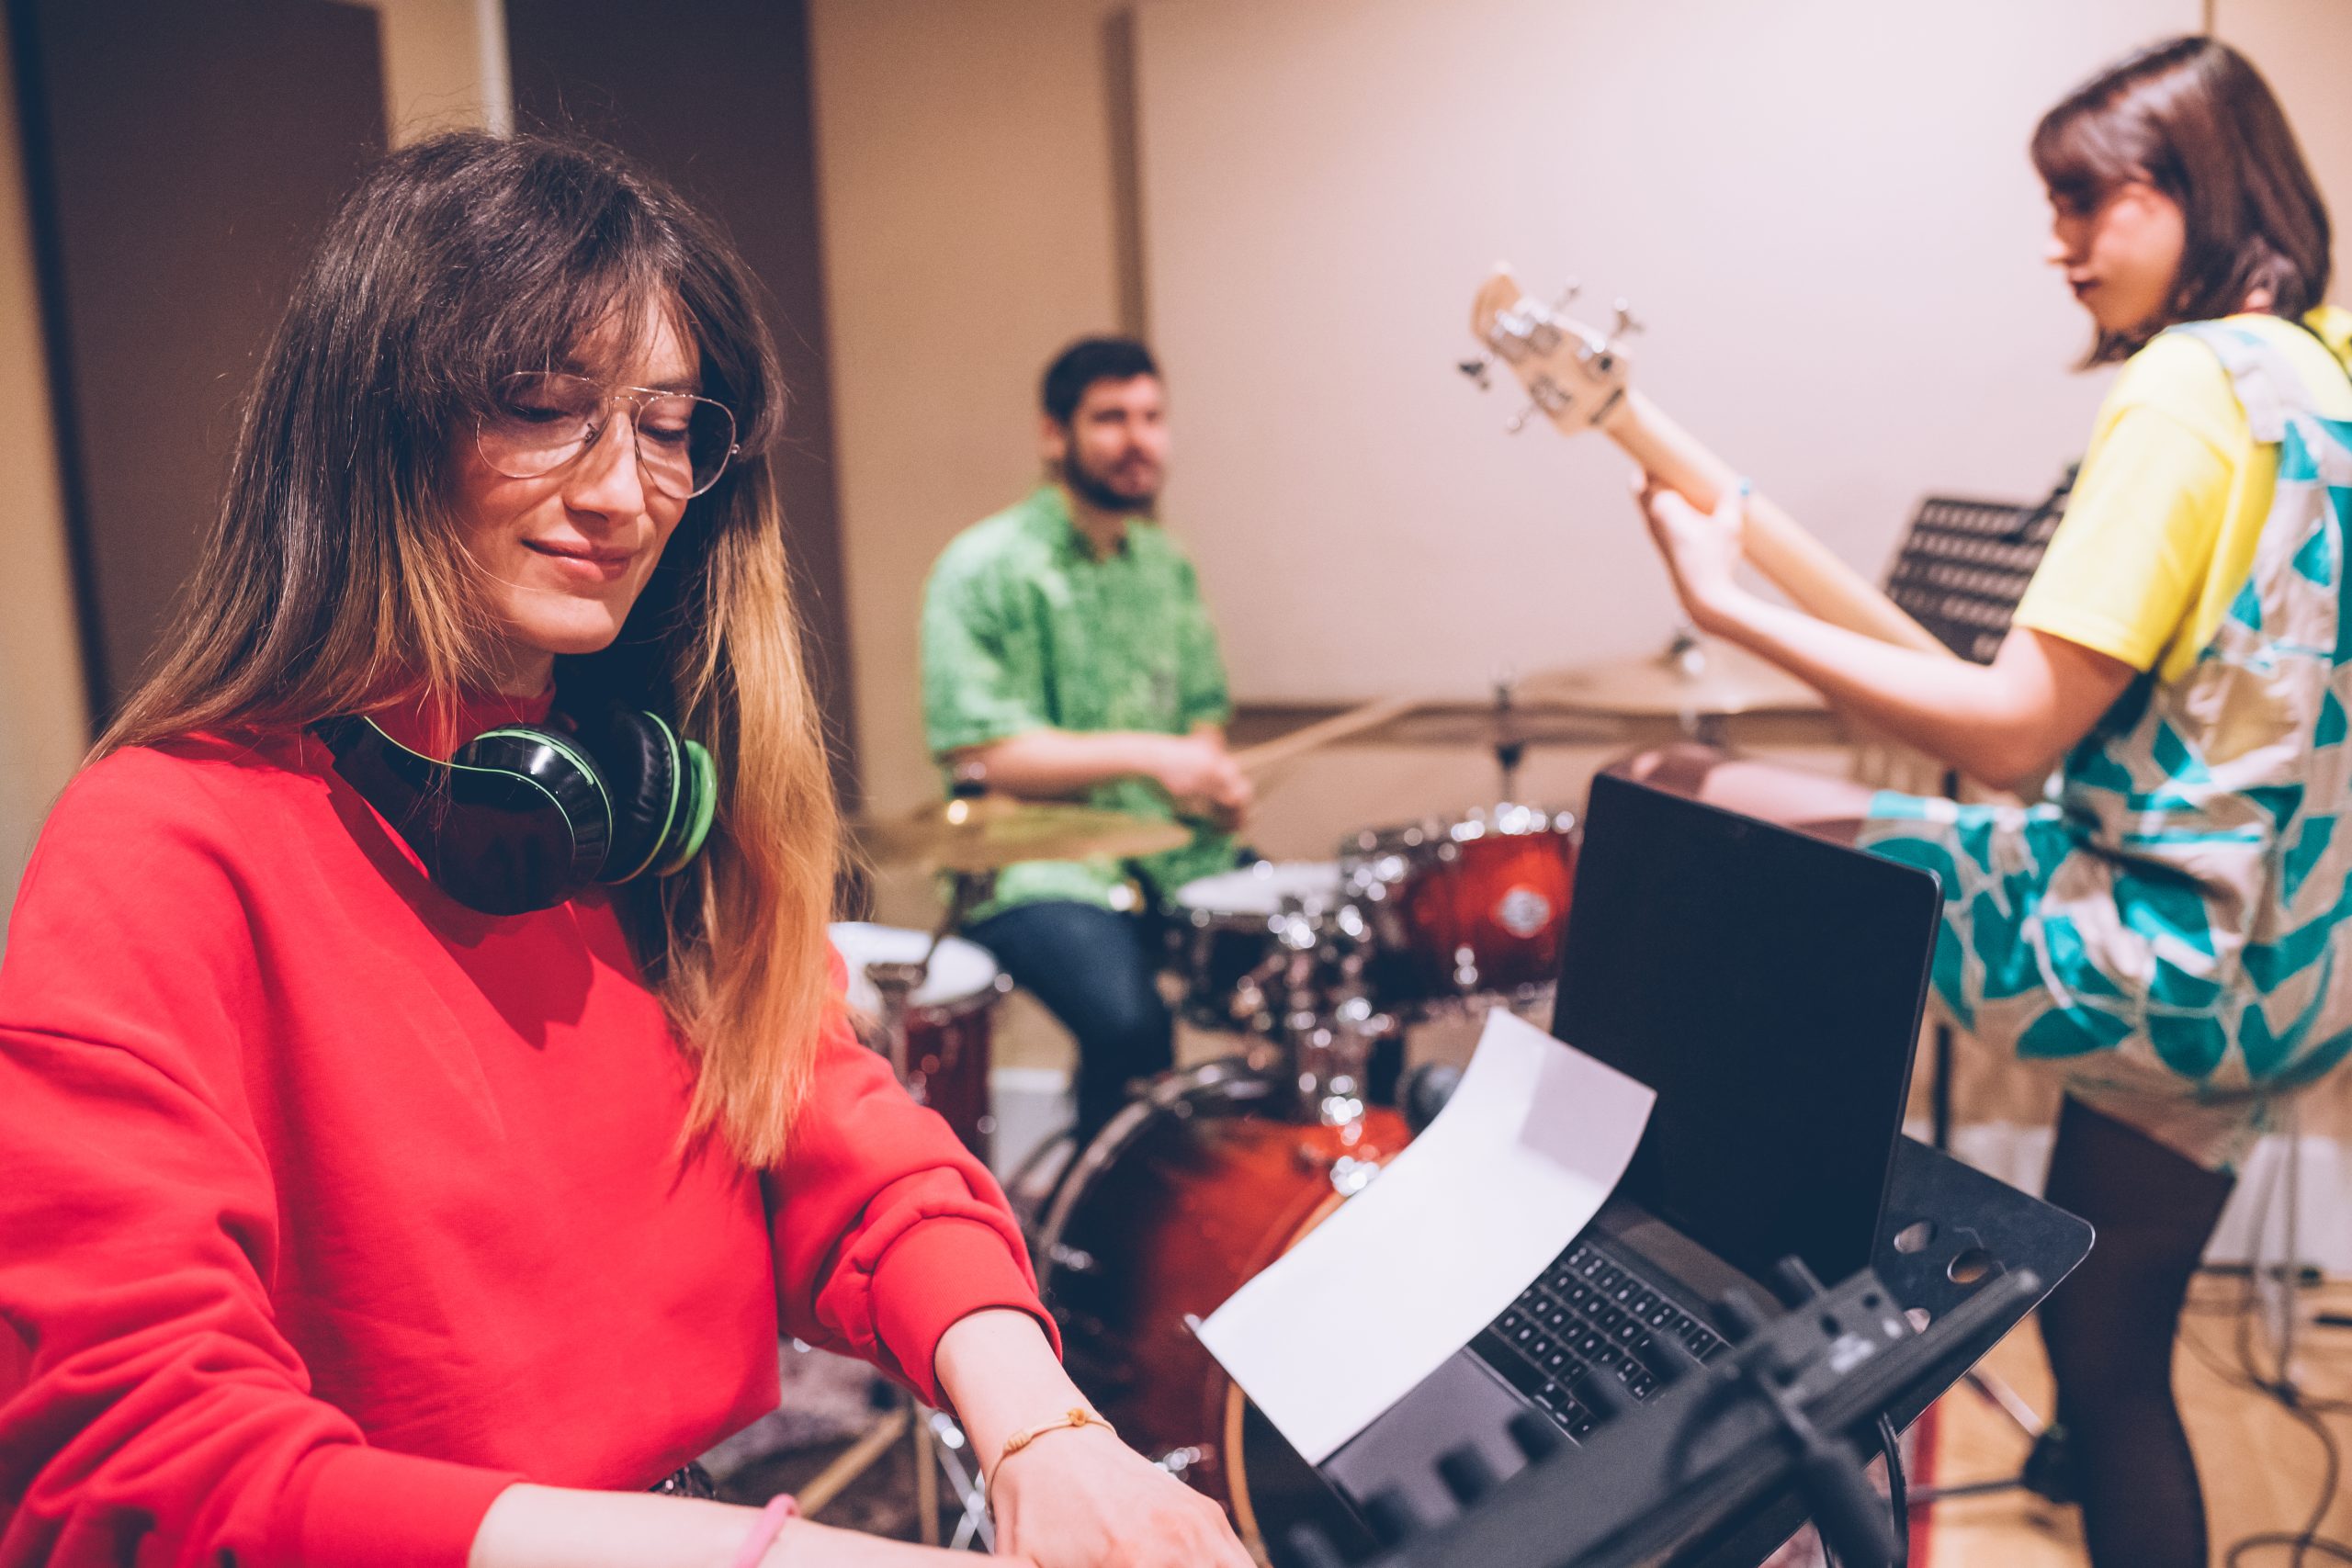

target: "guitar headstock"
[1463,267,1641,435]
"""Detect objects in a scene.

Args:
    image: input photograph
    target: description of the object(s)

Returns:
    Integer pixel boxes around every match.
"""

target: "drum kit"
[829,633,1825,1551]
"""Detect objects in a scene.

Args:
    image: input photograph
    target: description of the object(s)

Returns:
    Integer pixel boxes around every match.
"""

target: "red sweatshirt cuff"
[290,1444,522,1568]
[870,1218,1060,1405]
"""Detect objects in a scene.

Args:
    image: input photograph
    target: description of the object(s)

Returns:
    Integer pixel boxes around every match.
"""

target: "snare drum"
[829,922,1011,1160]
[1342,804,1577,1010]
[1170,861,1351,1035]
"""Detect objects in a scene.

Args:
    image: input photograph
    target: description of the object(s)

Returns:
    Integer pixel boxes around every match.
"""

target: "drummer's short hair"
[1042,336,1159,424]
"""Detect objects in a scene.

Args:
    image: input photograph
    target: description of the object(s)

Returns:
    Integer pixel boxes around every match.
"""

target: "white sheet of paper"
[1196,1010,1657,1463]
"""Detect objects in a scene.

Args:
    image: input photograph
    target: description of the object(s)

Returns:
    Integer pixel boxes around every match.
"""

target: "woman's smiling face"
[452,308,700,695]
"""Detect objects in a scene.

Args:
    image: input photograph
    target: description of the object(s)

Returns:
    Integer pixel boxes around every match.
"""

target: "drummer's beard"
[1059,445,1161,516]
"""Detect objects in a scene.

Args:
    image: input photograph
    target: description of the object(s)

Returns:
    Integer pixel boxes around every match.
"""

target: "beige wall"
[1134,0,2214,703]
[0,23,87,940]
[808,0,1132,832]
[374,0,513,143]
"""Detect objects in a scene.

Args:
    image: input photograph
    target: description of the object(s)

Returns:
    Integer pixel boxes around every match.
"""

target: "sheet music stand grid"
[1881,484,2070,665]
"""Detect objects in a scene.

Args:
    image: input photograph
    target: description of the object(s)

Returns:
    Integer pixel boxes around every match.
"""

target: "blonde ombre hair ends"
[99,131,839,1167]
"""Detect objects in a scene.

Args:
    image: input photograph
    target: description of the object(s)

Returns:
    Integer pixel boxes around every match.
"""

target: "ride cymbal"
[1521,637,1824,719]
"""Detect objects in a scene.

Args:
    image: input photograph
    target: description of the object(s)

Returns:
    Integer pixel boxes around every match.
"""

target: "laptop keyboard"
[1471,1237,1729,1440]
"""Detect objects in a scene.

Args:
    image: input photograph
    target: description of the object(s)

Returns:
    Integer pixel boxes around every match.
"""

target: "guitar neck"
[1598,390,1955,660]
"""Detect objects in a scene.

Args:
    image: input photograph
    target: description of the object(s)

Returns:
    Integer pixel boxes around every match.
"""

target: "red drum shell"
[830,924,1007,1163]
[1034,1062,1410,1547]
[1346,807,1577,1008]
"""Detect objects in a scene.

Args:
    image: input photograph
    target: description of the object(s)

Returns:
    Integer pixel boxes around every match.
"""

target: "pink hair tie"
[729,1495,798,1568]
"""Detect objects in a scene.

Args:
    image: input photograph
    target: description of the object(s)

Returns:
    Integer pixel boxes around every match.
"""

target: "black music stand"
[1880,476,2071,1148]
[1328,1136,2091,1568]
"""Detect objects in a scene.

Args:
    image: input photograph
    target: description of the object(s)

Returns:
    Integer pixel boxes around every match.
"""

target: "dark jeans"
[963,899,1173,1145]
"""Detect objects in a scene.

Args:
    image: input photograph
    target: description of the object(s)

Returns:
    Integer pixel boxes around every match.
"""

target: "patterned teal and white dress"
[1858,320,2352,1169]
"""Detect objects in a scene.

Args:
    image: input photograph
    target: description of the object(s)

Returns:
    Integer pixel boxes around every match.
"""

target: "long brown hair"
[100,132,840,1168]
[2032,36,2331,364]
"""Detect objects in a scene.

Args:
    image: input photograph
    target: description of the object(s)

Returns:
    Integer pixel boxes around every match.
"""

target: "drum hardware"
[822,873,1009,1549]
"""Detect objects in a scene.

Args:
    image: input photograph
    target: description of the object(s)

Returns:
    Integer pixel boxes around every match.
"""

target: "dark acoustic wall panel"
[13,0,386,716]
[507,0,861,802]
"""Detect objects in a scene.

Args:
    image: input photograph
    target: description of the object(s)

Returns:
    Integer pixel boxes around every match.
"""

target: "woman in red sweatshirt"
[0,133,1247,1568]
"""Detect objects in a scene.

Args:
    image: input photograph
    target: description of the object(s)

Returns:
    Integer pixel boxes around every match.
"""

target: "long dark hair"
[100,132,841,1166]
[2033,36,2331,364]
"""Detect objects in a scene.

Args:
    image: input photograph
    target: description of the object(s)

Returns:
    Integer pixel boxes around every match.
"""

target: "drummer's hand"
[1153,736,1252,828]
[989,1424,1253,1568]
[1632,470,1752,634]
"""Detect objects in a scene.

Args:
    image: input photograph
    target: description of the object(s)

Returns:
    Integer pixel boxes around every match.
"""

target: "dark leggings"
[2038,1094,2236,1568]
[962,899,1173,1145]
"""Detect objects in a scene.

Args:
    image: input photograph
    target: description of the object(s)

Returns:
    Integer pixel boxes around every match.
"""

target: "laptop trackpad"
[1320,1349,1532,1526]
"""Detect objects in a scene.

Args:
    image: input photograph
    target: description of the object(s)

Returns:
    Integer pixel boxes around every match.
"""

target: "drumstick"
[1231,694,1423,776]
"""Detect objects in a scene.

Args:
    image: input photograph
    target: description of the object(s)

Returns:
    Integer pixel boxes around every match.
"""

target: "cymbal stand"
[829,866,1000,1549]
[1659,623,1726,745]
[1490,671,1527,804]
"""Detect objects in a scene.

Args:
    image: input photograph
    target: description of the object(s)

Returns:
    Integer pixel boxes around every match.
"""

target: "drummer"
[921,336,1250,1143]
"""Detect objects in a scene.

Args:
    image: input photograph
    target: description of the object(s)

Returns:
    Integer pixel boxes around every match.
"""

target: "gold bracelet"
[984,1406,1117,1514]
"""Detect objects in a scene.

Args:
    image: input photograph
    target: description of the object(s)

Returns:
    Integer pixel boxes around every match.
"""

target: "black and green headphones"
[313,708,718,917]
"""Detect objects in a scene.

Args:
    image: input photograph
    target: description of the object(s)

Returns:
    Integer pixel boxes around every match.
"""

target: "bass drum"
[1035,1060,1410,1556]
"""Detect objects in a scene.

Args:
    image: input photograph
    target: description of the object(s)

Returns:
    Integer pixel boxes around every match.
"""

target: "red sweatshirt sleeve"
[765,951,1058,1407]
[0,754,517,1568]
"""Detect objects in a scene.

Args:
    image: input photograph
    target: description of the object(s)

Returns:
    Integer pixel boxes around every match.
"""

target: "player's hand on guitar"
[1633,470,1751,635]
[989,1422,1253,1568]
[1152,735,1253,829]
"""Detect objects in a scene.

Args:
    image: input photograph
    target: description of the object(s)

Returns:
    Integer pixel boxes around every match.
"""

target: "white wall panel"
[1135,0,2205,700]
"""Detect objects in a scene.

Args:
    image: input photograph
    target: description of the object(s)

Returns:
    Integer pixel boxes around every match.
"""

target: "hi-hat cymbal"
[853,795,1193,873]
[1522,637,1825,718]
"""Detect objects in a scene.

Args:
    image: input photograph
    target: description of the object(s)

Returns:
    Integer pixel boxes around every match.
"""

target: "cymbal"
[1521,637,1825,718]
[853,795,1193,873]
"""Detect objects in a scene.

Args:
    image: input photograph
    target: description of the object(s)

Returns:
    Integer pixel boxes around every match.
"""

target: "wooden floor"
[1919,1276,2352,1565]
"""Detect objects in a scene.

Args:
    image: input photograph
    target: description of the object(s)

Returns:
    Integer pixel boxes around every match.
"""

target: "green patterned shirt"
[922,486,1237,921]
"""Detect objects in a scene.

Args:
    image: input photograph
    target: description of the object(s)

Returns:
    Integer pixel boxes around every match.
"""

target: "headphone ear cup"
[653,737,718,877]
[581,709,706,884]
[449,727,614,908]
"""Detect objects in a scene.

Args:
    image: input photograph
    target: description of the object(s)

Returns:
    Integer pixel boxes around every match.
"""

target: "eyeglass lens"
[478,372,738,499]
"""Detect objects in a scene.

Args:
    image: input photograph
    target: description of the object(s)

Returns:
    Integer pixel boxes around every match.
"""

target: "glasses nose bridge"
[574,393,655,498]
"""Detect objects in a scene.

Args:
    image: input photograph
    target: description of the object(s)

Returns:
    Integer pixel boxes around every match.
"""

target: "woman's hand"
[1631,472,1753,635]
[988,1424,1252,1568]
[933,1310,1252,1567]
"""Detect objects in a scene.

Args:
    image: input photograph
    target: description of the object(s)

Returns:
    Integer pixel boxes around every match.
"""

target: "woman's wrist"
[932,1308,1089,1474]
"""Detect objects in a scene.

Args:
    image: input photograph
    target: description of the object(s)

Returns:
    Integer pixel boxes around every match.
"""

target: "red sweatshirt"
[0,694,1052,1567]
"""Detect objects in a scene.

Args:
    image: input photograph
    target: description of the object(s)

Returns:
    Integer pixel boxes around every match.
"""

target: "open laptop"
[1319,772,1943,1520]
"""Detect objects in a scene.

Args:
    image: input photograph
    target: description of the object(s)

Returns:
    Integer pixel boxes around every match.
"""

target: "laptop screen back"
[1552,773,1940,1285]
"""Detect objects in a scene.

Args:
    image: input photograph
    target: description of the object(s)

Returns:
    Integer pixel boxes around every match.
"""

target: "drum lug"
[1153,1443,1215,1481]
[1327,1154,1382,1197]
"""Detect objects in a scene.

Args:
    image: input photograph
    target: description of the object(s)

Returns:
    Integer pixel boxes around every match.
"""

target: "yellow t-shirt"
[2015,307,2352,683]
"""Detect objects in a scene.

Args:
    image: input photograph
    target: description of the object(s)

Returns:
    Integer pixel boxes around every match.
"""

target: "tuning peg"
[1456,355,1493,390]
[1611,298,1645,338]
[1504,402,1542,434]
[1553,278,1582,311]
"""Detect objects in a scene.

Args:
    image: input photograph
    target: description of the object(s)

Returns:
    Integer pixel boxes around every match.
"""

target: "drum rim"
[1172,859,1348,923]
[1341,802,1578,858]
[1032,1057,1283,1302]
[828,919,1004,1012]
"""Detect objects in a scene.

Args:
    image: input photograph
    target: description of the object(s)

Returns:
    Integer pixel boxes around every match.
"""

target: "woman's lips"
[525,539,633,581]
